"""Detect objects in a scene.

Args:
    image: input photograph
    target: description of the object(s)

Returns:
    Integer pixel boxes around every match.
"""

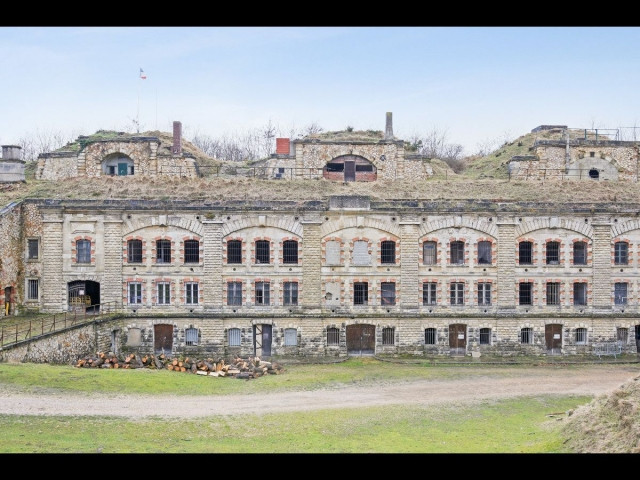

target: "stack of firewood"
[74,352,284,379]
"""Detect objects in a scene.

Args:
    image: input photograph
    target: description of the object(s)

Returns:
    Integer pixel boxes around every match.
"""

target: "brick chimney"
[172,121,182,155]
[276,138,291,155]
[384,112,393,140]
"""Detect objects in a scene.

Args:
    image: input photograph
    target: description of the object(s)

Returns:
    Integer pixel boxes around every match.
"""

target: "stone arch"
[613,219,640,236]
[222,217,303,237]
[101,152,135,176]
[123,216,204,237]
[419,217,497,238]
[323,154,377,182]
[84,141,157,177]
[516,218,593,238]
[321,216,400,238]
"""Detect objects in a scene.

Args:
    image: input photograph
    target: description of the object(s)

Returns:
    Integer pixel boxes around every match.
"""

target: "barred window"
[27,279,39,300]
[575,327,588,345]
[477,241,491,264]
[27,239,39,260]
[354,282,368,305]
[382,327,395,345]
[617,327,629,343]
[282,240,298,264]
[283,282,298,306]
[425,328,437,345]
[227,281,242,306]
[423,282,437,305]
[423,241,437,265]
[128,282,142,304]
[479,328,491,345]
[157,282,171,305]
[381,282,396,306]
[574,283,587,306]
[614,241,628,265]
[546,282,560,305]
[450,282,464,305]
[381,241,396,264]
[519,241,532,264]
[615,282,628,305]
[228,328,241,347]
[227,240,242,264]
[573,241,587,265]
[478,283,491,306]
[284,328,298,346]
[185,282,199,305]
[127,239,143,263]
[255,282,270,305]
[255,240,270,264]
[546,241,560,265]
[521,327,533,344]
[184,240,200,264]
[76,239,91,263]
[450,241,464,265]
[519,282,533,305]
[185,327,198,346]
[327,327,340,345]
[156,239,171,264]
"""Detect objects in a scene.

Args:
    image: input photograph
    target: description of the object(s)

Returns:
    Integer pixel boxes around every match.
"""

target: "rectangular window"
[519,282,533,305]
[546,241,560,265]
[479,328,491,345]
[614,282,628,305]
[521,327,533,344]
[477,241,492,264]
[450,282,464,305]
[575,328,588,344]
[228,328,241,347]
[477,283,491,306]
[185,327,198,346]
[255,282,270,305]
[425,328,437,345]
[157,282,171,305]
[382,327,395,345]
[283,282,298,306]
[227,281,243,306]
[422,282,437,305]
[381,282,396,306]
[156,239,171,264]
[282,240,299,264]
[128,282,142,304]
[354,282,368,305]
[423,241,437,265]
[76,239,91,263]
[325,240,341,265]
[615,242,628,265]
[450,241,464,265]
[519,241,532,264]
[573,242,587,265]
[227,240,242,264]
[327,327,340,345]
[27,279,39,300]
[546,282,560,305]
[381,241,396,264]
[127,239,143,263]
[617,327,629,344]
[573,283,587,306]
[184,240,200,264]
[185,282,199,305]
[255,240,270,264]
[27,239,39,260]
[284,328,298,346]
[352,240,371,265]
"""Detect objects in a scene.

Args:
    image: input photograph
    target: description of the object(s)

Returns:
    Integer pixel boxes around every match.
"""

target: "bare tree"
[17,128,80,162]
[405,127,466,173]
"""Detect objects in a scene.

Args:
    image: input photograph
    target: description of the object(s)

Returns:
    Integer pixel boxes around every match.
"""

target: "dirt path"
[1,365,638,418]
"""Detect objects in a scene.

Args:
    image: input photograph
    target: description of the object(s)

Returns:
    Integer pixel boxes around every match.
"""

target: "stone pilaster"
[102,216,123,307]
[591,218,612,310]
[301,220,322,310]
[203,221,223,310]
[399,220,420,309]
[41,209,65,312]
[497,219,516,309]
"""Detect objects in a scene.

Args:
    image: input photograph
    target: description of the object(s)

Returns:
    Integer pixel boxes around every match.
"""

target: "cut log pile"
[74,352,284,379]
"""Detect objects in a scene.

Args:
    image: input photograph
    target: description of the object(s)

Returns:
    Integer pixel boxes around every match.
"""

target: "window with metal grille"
[352,240,370,265]
[381,241,396,264]
[282,240,298,264]
[450,282,464,305]
[573,241,587,265]
[615,241,628,265]
[521,327,533,344]
[519,282,532,305]
[157,282,170,305]
[128,282,142,304]
[27,279,38,300]
[479,328,491,345]
[573,283,587,306]
[615,282,628,305]
[255,240,270,264]
[227,240,242,264]
[227,281,242,306]
[184,240,200,263]
[353,282,368,305]
[477,283,491,306]
[185,327,198,346]
[156,239,171,264]
[450,241,464,264]
[546,241,560,265]
[617,327,629,343]
[76,239,91,263]
[575,327,588,345]
[284,328,297,346]
[519,241,532,264]
[546,282,560,305]
[185,282,199,305]
[422,282,437,305]
[477,241,491,264]
[425,328,437,345]
[283,282,298,305]
[381,282,396,306]
[127,239,142,263]
[423,241,437,265]
[327,327,340,345]
[228,328,241,347]
[255,282,270,305]
[27,239,39,260]
[382,327,395,345]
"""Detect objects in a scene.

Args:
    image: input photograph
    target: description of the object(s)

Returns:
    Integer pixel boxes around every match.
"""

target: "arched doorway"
[102,153,135,176]
[68,280,100,312]
[323,155,377,182]
[346,323,375,355]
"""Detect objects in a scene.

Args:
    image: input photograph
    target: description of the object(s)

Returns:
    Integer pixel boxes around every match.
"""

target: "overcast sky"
[1,26,639,155]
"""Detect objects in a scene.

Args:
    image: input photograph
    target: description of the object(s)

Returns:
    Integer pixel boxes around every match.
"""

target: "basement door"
[346,324,375,355]
[449,324,467,356]
[254,324,272,357]
[344,160,356,182]
[154,324,173,355]
[545,324,562,355]
[4,286,12,315]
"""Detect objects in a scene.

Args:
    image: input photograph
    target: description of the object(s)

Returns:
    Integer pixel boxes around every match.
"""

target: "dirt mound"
[561,375,640,453]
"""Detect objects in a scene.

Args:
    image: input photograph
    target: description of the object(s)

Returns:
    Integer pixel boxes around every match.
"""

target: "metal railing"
[0,301,121,348]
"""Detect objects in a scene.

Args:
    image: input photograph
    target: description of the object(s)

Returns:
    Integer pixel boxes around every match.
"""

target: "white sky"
[1,26,640,155]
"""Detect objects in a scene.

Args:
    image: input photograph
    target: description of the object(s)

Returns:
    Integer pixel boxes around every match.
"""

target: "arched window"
[381,240,396,264]
[127,239,142,263]
[227,240,242,264]
[282,240,298,264]
[423,241,437,265]
[327,327,340,345]
[450,241,464,264]
[519,241,533,264]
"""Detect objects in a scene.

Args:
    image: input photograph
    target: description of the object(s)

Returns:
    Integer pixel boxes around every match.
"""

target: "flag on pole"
[139,68,147,80]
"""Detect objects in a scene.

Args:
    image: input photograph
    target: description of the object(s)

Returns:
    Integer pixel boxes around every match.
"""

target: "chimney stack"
[384,112,393,140]
[276,138,291,155]
[172,121,182,155]
[2,145,22,160]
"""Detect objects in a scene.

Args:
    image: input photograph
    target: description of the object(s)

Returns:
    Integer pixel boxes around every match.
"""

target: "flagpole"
[137,80,140,134]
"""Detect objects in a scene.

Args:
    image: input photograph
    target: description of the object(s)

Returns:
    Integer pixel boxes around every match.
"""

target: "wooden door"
[449,323,467,355]
[545,324,562,354]
[154,324,173,354]
[344,161,356,182]
[254,324,272,357]
[346,324,375,355]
